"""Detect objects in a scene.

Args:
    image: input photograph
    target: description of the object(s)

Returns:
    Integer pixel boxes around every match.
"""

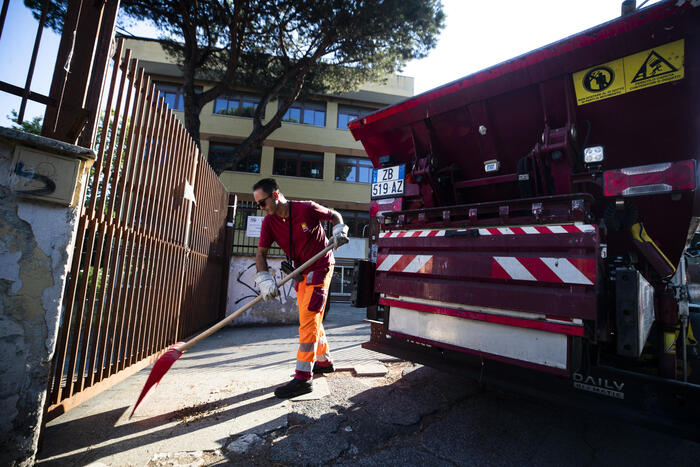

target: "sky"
[0,0,663,128]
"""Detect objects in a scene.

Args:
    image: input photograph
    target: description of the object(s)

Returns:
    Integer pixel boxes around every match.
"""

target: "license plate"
[371,165,404,199]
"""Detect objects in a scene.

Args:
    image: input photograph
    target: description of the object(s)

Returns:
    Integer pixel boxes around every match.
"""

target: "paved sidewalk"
[36,303,394,466]
[36,304,700,466]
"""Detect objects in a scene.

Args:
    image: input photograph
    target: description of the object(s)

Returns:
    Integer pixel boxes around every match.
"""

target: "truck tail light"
[604,160,696,197]
[370,197,403,217]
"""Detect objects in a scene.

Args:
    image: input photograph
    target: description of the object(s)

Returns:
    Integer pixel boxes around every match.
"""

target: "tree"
[8,109,43,135]
[25,0,444,173]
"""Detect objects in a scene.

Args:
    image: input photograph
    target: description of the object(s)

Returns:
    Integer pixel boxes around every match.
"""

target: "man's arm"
[256,247,269,273]
[328,209,349,248]
[254,246,279,302]
[329,209,344,227]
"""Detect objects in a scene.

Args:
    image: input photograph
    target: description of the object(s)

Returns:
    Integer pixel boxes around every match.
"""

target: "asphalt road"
[216,363,700,467]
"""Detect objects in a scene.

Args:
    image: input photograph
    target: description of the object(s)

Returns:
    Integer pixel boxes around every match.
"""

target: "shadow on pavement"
[37,382,282,466]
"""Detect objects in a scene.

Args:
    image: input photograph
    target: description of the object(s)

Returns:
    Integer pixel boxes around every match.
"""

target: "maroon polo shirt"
[258,200,334,272]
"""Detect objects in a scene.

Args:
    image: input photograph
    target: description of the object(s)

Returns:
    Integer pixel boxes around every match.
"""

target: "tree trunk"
[183,102,202,151]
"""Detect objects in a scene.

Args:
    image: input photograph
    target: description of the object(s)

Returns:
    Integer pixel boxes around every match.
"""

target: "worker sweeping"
[253,178,349,398]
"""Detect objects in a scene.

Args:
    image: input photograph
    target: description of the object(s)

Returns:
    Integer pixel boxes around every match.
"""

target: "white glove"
[254,270,279,302]
[332,223,350,249]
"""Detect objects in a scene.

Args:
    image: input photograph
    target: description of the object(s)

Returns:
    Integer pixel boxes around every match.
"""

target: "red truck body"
[350,1,700,429]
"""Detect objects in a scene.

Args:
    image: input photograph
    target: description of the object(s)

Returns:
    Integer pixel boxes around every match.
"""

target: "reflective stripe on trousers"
[296,267,333,373]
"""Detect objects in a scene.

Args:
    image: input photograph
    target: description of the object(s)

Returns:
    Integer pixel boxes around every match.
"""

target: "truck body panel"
[349,1,700,429]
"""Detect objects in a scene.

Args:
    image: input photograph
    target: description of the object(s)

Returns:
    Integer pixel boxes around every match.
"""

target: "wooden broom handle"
[177,239,344,353]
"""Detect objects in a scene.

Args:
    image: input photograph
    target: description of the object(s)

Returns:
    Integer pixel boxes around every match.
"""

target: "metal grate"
[46,39,230,417]
[231,200,284,257]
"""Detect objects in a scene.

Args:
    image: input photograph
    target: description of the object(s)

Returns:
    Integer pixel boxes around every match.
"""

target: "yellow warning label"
[573,39,684,106]
[664,332,677,354]
[624,40,685,92]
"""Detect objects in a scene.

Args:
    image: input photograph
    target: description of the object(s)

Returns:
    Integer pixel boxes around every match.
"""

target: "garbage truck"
[349,0,700,431]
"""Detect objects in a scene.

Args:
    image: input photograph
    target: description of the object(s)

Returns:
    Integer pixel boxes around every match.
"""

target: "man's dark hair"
[253,178,279,195]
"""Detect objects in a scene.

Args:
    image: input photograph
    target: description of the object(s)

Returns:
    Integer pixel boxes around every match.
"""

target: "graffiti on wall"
[234,261,297,305]
[227,256,299,325]
[12,161,57,195]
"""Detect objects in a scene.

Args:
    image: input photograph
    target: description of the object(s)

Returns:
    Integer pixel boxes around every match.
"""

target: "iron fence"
[0,0,118,146]
[231,200,284,257]
[46,39,230,418]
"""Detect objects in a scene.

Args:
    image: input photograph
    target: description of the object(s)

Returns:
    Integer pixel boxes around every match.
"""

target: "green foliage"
[8,109,43,135]
[25,0,445,173]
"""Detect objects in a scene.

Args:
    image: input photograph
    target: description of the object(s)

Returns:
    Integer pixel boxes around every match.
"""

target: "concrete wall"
[226,257,299,325]
[226,237,367,325]
[0,127,94,466]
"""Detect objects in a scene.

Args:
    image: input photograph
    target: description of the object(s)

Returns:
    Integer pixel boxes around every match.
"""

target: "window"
[280,100,326,127]
[337,105,373,129]
[335,156,373,184]
[214,93,262,118]
[330,265,354,296]
[339,210,370,237]
[208,143,261,173]
[154,83,202,111]
[273,149,324,179]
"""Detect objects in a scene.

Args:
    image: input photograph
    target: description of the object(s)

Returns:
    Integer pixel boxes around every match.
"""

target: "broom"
[130,238,344,417]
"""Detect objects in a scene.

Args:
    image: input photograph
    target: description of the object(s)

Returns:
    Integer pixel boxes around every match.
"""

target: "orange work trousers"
[295,267,333,374]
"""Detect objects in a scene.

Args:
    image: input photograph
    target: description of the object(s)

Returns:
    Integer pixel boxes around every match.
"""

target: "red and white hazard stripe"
[379,229,446,238]
[376,253,595,285]
[379,224,595,238]
[376,254,433,273]
[492,256,595,285]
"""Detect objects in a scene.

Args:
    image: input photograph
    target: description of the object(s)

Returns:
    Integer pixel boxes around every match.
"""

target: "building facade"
[122,37,413,300]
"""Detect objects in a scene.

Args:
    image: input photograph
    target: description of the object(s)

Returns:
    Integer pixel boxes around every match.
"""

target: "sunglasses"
[257,195,272,208]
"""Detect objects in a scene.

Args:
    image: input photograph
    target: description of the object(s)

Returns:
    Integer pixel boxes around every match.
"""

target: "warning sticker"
[624,40,684,92]
[572,59,626,105]
[573,39,684,105]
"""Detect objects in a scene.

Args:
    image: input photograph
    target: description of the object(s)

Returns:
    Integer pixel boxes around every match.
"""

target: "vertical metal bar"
[116,231,137,372]
[0,0,10,41]
[124,78,153,228]
[97,46,130,220]
[138,96,166,236]
[64,219,97,398]
[132,97,165,361]
[175,140,200,340]
[146,114,177,355]
[110,61,141,221]
[146,241,166,356]
[153,113,177,240]
[87,39,121,216]
[75,222,107,392]
[97,225,122,381]
[78,3,120,149]
[118,81,154,370]
[123,235,145,368]
[49,215,87,404]
[89,223,116,386]
[112,75,150,373]
[42,0,117,144]
[17,0,49,123]
[161,126,188,347]
[129,91,162,361]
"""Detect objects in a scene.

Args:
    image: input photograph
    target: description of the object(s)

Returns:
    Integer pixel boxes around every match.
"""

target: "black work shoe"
[313,363,335,374]
[274,378,313,399]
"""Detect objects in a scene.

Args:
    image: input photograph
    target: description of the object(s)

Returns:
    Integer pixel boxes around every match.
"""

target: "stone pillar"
[0,127,95,466]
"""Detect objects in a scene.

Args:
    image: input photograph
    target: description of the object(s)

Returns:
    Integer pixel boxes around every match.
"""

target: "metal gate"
[46,39,230,418]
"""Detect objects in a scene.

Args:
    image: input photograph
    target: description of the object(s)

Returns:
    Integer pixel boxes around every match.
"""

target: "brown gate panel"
[179,152,230,339]
[47,40,229,418]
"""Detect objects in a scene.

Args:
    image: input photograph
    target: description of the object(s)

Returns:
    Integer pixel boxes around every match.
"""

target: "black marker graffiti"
[235,262,295,305]
[14,162,57,196]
